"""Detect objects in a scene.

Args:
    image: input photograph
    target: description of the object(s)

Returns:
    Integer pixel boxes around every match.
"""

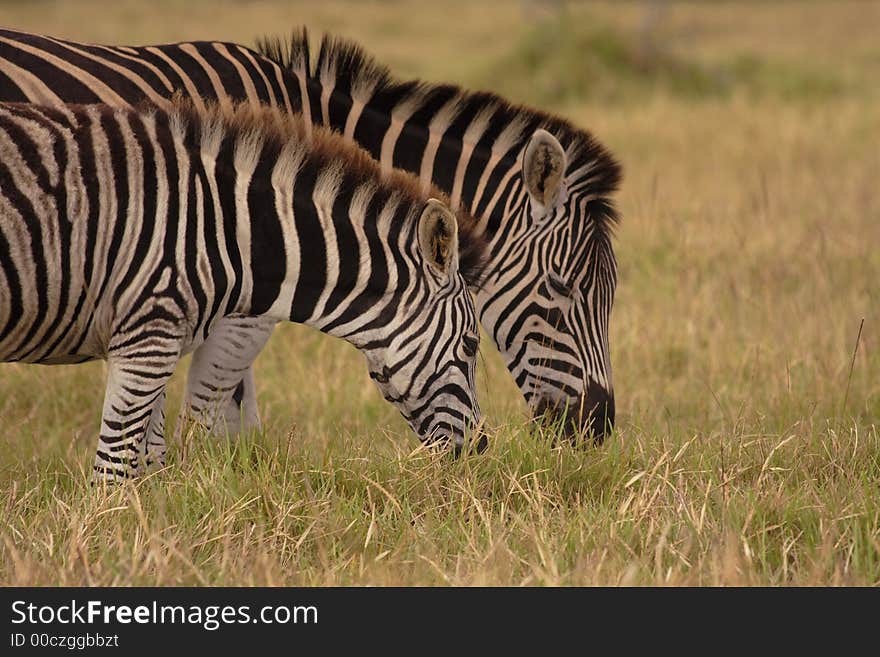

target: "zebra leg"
[232,365,260,433]
[143,390,167,471]
[93,348,180,483]
[178,315,276,438]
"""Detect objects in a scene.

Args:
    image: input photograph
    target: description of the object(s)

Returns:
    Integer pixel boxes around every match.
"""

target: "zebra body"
[0,101,482,479]
[0,27,620,444]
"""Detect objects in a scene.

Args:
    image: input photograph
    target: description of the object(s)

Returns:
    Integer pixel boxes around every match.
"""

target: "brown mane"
[164,98,487,285]
[257,28,622,241]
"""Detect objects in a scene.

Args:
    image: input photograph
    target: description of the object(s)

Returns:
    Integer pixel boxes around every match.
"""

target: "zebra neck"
[235,170,387,341]
[301,76,519,244]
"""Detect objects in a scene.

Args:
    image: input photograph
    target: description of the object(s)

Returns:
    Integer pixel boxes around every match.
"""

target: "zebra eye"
[372,366,392,385]
[463,335,479,357]
[546,273,573,299]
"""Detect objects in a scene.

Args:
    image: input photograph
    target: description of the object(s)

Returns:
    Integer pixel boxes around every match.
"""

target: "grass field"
[1,1,878,585]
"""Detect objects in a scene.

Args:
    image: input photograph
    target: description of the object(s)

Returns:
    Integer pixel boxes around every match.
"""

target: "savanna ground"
[1,0,878,585]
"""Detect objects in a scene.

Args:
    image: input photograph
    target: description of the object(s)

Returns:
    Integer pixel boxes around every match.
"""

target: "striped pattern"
[0,27,308,440]
[0,26,621,443]
[263,31,621,441]
[0,29,295,113]
[0,101,482,480]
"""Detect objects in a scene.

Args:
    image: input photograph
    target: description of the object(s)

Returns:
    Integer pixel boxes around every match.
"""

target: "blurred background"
[1,0,877,459]
[4,0,878,105]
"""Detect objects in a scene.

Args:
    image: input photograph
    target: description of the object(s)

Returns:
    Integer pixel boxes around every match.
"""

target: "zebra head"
[361,199,482,452]
[478,128,620,444]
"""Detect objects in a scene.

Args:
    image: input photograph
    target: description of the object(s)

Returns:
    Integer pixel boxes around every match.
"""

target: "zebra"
[0,99,485,480]
[0,26,621,445]
[268,33,622,443]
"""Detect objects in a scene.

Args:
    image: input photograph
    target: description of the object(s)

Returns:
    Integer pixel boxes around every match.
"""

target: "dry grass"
[1,0,878,585]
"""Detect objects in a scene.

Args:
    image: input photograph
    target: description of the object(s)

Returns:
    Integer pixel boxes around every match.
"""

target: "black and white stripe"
[0,27,308,440]
[267,32,621,442]
[0,101,482,480]
[0,26,620,444]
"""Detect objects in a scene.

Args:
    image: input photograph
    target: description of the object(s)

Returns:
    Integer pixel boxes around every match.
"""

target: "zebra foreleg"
[93,349,180,483]
[143,390,167,471]
[229,365,259,433]
[177,315,276,439]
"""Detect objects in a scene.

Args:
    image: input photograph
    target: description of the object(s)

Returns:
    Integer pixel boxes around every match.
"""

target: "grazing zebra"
[0,100,484,480]
[0,27,621,444]
[272,33,621,442]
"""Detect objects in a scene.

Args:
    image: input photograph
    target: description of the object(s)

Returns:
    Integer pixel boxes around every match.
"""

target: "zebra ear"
[522,129,566,211]
[418,198,459,276]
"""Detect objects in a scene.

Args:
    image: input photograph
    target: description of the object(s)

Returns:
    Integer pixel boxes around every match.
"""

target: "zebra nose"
[425,419,464,451]
[577,382,615,445]
[427,420,487,457]
[536,381,615,445]
[451,428,488,457]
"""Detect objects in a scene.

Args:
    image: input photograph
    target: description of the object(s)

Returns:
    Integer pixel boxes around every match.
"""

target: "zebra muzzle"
[422,416,486,457]
[535,381,615,446]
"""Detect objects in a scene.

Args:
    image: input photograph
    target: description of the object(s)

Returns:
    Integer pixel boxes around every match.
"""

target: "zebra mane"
[256,28,622,239]
[164,98,486,285]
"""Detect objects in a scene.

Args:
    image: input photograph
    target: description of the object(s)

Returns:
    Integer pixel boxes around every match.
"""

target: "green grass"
[4,418,878,585]
[1,0,879,585]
